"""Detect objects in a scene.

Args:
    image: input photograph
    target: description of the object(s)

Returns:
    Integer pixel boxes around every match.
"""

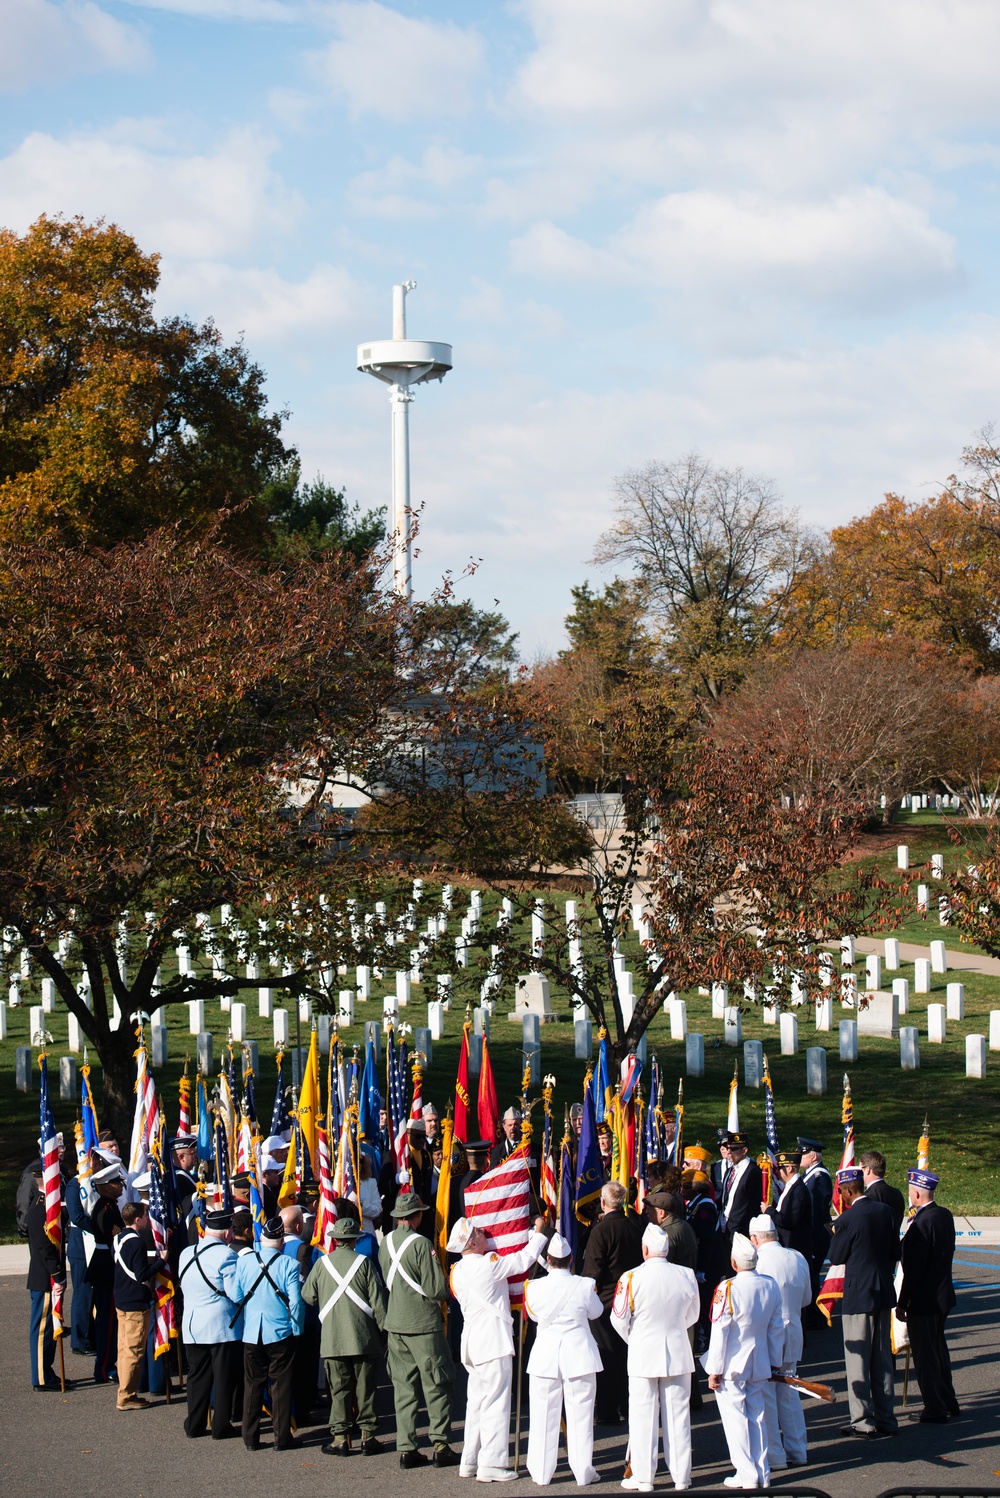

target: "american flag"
[464,1142,532,1309]
[333,1100,359,1204]
[237,1110,254,1174]
[271,1052,290,1137]
[214,1117,233,1210]
[128,1040,160,1180]
[386,1028,408,1181]
[762,1056,780,1160]
[540,1084,557,1217]
[148,1155,178,1359]
[50,1276,66,1340]
[312,1124,337,1248]
[38,1054,62,1251]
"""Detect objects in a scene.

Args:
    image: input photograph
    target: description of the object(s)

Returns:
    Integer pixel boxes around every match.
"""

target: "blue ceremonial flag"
[271,1053,290,1137]
[80,1070,99,1157]
[213,1119,232,1210]
[557,1132,577,1262]
[763,1058,780,1161]
[574,1072,603,1224]
[595,1031,612,1123]
[196,1078,212,1162]
[359,1038,382,1142]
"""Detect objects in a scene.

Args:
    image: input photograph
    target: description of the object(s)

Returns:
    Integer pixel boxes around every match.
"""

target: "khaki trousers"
[116,1309,150,1405]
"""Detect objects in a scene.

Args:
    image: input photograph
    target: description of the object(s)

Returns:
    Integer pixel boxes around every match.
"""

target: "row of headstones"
[679,1027,992,1089]
[898,793,957,811]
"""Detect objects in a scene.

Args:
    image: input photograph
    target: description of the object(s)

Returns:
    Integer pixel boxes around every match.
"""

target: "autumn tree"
[937,675,1000,817]
[594,453,816,703]
[709,639,964,813]
[0,215,292,546]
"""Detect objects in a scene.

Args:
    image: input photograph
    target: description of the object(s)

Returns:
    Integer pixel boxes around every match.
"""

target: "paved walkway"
[851,934,1000,977]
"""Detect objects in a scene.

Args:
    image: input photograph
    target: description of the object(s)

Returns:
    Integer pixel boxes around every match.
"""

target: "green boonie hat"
[392,1192,428,1218]
[332,1216,361,1239]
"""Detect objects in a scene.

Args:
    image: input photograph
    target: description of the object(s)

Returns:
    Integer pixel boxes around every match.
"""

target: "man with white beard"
[611,1223,701,1493]
[749,1215,812,1468]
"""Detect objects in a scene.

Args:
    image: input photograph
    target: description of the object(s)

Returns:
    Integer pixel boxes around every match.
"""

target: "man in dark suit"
[719,1131,763,1241]
[799,1136,833,1317]
[826,1167,899,1438]
[489,1107,522,1168]
[582,1180,644,1424]
[896,1168,958,1424]
[860,1150,906,1235]
[769,1150,812,1260]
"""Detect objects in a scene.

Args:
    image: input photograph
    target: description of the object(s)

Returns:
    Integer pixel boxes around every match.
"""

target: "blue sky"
[5,0,1000,654]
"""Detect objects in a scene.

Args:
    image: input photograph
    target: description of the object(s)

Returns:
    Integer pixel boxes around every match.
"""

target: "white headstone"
[840,973,858,1009]
[59,1054,77,1101]
[930,940,947,974]
[884,938,900,971]
[892,977,910,1015]
[927,1004,946,1043]
[990,1011,1000,1051]
[298,996,312,1023]
[29,1002,44,1041]
[724,1007,742,1046]
[938,896,950,926]
[258,986,273,1019]
[917,884,929,912]
[780,1013,798,1055]
[762,998,778,1025]
[900,1027,920,1070]
[220,990,231,1013]
[395,972,411,1008]
[914,959,931,994]
[273,1008,289,1045]
[230,1001,247,1041]
[819,953,835,988]
[356,966,372,1000]
[744,1040,763,1087]
[858,989,899,1037]
[840,935,855,966]
[946,983,965,1021]
[815,996,832,1031]
[897,845,909,870]
[711,983,728,1019]
[806,1046,827,1096]
[337,989,354,1027]
[685,1033,705,1078]
[196,1030,213,1074]
[565,898,578,925]
[41,978,56,1014]
[436,973,452,1010]
[670,1000,687,1040]
[508,972,555,1024]
[575,1019,592,1059]
[839,1019,858,1062]
[865,954,881,990]
[966,1034,987,1079]
[931,853,944,879]
[428,1000,445,1041]
[455,936,468,969]
[67,1012,81,1052]
[188,998,205,1035]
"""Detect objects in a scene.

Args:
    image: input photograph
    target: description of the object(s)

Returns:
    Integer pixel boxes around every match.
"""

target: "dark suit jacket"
[489,1136,520,1169]
[827,1196,898,1313]
[865,1178,906,1237]
[723,1161,763,1240]
[770,1175,813,1261]
[26,1198,63,1292]
[582,1208,644,1311]
[898,1202,956,1317]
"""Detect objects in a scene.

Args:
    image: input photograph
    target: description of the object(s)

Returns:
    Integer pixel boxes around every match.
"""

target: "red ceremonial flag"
[464,1141,532,1309]
[50,1275,66,1339]
[454,1024,473,1144]
[312,1124,337,1250]
[478,1036,499,1148]
[816,1261,845,1326]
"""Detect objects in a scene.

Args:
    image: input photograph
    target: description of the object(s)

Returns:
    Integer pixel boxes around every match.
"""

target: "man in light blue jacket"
[231,1214,305,1450]
[178,1209,241,1440]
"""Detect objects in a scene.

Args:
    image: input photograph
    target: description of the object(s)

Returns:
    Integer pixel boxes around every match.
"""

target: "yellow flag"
[612,1096,630,1196]
[435,1116,454,1271]
[297,1028,321,1166]
[278,1126,297,1207]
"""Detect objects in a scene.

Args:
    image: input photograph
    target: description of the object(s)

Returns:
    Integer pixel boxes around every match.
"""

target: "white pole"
[390,383,412,600]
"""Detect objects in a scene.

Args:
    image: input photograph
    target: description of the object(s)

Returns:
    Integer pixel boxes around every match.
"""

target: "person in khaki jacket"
[302,1215,387,1456]
[377,1191,459,1469]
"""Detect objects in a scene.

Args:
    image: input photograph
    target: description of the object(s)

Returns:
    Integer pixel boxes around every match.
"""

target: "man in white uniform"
[524,1232,603,1487]
[749,1215,812,1469]
[704,1232,784,1490]
[447,1214,548,1482]
[612,1223,701,1493]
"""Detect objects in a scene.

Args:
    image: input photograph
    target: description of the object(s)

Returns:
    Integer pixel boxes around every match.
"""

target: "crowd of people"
[23,1107,959,1489]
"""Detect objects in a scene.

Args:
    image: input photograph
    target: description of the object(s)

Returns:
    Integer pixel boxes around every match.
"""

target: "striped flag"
[50,1276,66,1339]
[147,1156,178,1359]
[832,1074,855,1215]
[128,1039,160,1182]
[312,1124,337,1249]
[271,1052,290,1137]
[38,1054,62,1251]
[464,1141,533,1309]
[816,1261,845,1325]
[540,1081,557,1218]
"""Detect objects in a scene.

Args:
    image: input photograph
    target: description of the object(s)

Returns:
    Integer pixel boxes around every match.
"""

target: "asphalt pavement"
[1,1246,997,1498]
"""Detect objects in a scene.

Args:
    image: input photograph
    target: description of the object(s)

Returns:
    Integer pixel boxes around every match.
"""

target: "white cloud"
[157,260,362,343]
[311,1,484,120]
[0,0,147,91]
[121,0,297,16]
[348,144,481,217]
[0,124,299,259]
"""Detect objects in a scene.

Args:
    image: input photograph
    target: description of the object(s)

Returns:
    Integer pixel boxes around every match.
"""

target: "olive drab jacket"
[302,1244,387,1357]
[379,1223,447,1334]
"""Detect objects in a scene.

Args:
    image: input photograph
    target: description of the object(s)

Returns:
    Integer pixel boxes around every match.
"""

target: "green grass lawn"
[2,850,998,1234]
[860,811,996,955]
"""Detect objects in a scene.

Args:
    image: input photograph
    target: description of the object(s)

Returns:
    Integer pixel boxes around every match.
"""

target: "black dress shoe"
[322,1441,351,1456]
[840,1424,878,1439]
[275,1438,301,1450]
[400,1450,429,1469]
[433,1446,460,1468]
[909,1412,948,1424]
[362,1438,386,1455]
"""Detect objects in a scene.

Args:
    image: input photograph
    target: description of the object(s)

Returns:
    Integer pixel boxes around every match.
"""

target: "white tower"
[357,282,452,600]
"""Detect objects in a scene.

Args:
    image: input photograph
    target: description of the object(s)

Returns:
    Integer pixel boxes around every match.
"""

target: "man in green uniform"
[302,1215,388,1456]
[378,1191,459,1469]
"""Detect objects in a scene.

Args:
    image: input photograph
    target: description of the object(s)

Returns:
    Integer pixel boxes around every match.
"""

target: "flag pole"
[903,1348,910,1406]
[513,1055,534,1474]
[57,1328,66,1393]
